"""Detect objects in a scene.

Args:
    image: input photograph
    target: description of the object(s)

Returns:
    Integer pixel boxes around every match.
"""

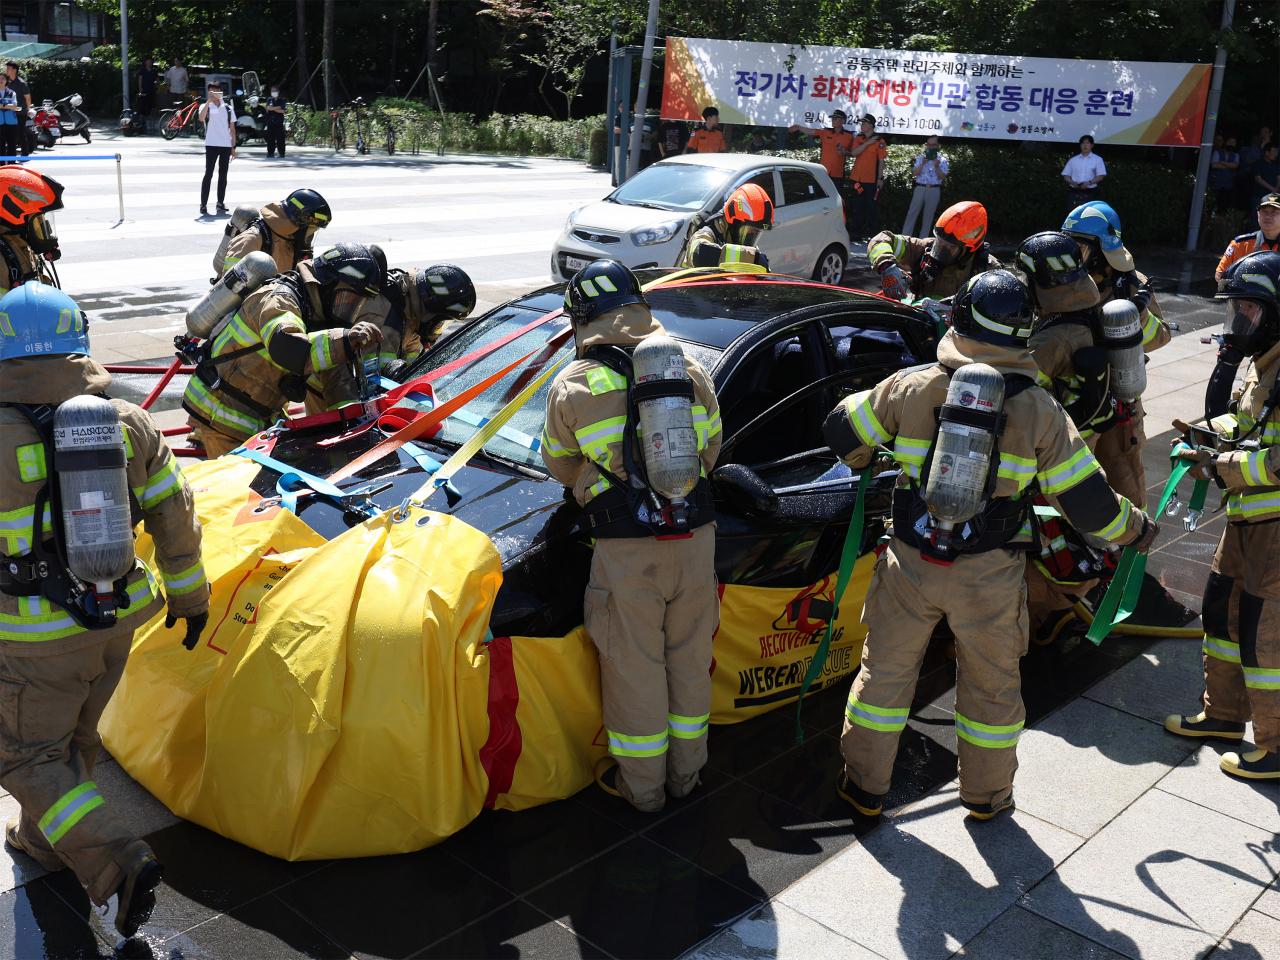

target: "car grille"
[572,229,621,244]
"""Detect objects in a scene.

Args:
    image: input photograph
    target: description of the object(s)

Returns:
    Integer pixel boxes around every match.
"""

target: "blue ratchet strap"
[400,441,463,501]
[232,446,349,514]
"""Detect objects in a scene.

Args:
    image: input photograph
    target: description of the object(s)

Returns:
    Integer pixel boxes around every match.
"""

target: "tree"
[295,0,310,104]
[523,0,604,119]
[477,0,550,113]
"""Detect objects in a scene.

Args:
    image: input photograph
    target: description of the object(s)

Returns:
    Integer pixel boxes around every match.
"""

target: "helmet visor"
[1226,298,1266,340]
[27,213,56,250]
[330,288,363,324]
[733,224,763,247]
[930,235,963,267]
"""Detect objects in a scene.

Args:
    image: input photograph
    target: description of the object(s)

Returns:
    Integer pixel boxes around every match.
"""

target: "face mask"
[271,91,280,98]
[929,235,964,267]
[26,213,58,254]
[329,288,363,324]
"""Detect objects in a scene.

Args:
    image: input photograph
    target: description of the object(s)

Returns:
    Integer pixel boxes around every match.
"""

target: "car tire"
[813,245,847,286]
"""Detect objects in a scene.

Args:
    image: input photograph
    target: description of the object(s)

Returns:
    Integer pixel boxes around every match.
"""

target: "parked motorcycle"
[31,100,62,149]
[119,108,146,137]
[232,70,267,146]
[50,93,91,143]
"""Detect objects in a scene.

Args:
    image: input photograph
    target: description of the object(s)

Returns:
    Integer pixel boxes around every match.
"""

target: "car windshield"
[609,163,733,212]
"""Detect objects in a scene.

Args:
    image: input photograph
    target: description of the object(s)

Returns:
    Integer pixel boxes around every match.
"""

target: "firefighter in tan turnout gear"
[0,165,63,297]
[681,182,773,271]
[1165,251,1280,780]
[822,270,1159,819]
[181,242,385,458]
[215,188,332,280]
[868,200,998,302]
[541,260,722,813]
[0,284,208,939]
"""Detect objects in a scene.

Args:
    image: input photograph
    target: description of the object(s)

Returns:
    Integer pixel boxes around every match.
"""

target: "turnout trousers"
[584,523,718,812]
[0,633,153,905]
[1201,520,1280,753]
[841,538,1029,807]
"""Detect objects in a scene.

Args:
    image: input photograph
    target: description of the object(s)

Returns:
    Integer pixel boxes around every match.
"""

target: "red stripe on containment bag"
[481,636,523,809]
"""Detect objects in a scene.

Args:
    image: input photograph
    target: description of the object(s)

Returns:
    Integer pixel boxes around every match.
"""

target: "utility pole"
[119,0,129,112]
[624,0,660,181]
[1186,0,1235,252]
[322,0,335,110]
[605,19,617,178]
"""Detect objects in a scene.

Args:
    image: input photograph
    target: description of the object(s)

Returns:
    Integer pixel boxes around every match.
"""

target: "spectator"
[903,135,949,237]
[1252,141,1279,201]
[4,63,31,156]
[788,110,854,216]
[1210,134,1240,214]
[1237,129,1265,209]
[1215,193,1280,281]
[0,74,18,159]
[685,106,726,154]
[656,116,687,160]
[164,56,189,107]
[745,129,767,154]
[197,82,236,217]
[138,56,159,130]
[1062,134,1106,210]
[627,112,655,169]
[263,83,286,158]
[846,113,887,241]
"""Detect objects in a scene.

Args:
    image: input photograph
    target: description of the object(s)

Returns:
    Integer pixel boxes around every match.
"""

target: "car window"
[780,168,827,205]
[726,168,778,206]
[822,318,920,405]
[718,323,829,466]
[609,162,732,212]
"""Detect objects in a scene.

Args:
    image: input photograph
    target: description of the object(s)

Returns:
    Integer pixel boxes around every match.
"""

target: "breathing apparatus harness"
[577,344,714,539]
[0,401,133,627]
[892,362,1037,562]
[1035,308,1120,435]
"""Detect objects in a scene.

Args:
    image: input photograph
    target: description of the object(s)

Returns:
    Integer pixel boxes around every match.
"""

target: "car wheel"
[813,245,847,286]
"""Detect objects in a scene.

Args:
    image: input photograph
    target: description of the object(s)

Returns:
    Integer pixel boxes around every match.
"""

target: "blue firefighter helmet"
[1062,200,1134,273]
[0,283,89,361]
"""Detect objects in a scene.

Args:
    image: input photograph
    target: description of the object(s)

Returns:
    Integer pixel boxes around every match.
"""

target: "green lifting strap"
[795,467,872,745]
[1085,444,1208,645]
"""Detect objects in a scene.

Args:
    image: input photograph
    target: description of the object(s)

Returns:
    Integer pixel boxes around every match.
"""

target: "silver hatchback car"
[551,153,850,285]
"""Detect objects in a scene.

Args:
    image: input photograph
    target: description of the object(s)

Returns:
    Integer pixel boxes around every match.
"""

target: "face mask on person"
[271,90,280,98]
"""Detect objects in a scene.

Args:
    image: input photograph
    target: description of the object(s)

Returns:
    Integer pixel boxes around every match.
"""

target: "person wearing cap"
[846,113,887,241]
[788,111,855,221]
[1218,193,1280,281]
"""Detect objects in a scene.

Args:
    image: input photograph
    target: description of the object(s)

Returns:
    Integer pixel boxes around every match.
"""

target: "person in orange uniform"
[685,107,727,154]
[846,113,888,242]
[789,110,855,228]
[1216,193,1280,281]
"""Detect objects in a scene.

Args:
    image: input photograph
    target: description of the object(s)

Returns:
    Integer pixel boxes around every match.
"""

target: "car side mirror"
[711,464,778,517]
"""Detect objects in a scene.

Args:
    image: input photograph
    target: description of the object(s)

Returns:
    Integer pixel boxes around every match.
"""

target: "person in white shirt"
[1062,135,1107,211]
[197,82,236,217]
[164,57,189,106]
[903,135,949,237]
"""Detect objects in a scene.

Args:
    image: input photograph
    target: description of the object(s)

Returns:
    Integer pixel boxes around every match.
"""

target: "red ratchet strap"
[327,347,540,484]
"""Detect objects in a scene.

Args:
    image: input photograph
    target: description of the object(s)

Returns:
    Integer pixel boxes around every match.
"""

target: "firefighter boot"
[964,790,1015,821]
[5,816,65,872]
[1164,712,1247,740]
[836,772,884,817]
[114,852,164,939]
[1220,749,1280,780]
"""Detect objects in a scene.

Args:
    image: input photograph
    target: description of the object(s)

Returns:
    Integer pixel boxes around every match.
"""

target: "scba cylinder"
[632,335,700,502]
[53,396,134,593]
[211,203,261,275]
[1099,299,1146,401]
[185,250,277,338]
[923,363,1006,548]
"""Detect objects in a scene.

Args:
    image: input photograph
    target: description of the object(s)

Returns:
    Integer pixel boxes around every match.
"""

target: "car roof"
[657,153,831,179]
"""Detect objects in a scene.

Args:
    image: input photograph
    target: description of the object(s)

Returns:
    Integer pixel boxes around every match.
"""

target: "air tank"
[632,335,700,504]
[53,396,133,594]
[1099,299,1146,401]
[185,250,276,338]
[923,363,1006,552]
[211,203,261,276]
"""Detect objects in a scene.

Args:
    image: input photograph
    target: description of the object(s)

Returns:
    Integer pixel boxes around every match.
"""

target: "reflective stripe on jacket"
[1215,341,1280,523]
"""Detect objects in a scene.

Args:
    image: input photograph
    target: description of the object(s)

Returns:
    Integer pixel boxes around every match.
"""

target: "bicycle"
[328,104,346,152]
[290,102,309,147]
[349,97,369,155]
[376,110,397,155]
[158,98,203,140]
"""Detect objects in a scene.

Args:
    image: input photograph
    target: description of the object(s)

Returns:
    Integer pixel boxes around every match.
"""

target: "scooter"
[31,100,62,149]
[119,108,146,137]
[232,70,267,146]
[50,93,91,143]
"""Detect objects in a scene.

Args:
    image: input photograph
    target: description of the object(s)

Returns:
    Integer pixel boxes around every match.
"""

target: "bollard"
[0,154,126,221]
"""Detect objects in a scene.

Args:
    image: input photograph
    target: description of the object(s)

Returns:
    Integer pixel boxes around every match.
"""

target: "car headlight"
[631,219,684,246]
[564,207,584,231]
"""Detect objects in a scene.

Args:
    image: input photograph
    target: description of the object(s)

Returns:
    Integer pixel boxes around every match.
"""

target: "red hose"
[162,425,191,437]
[170,448,205,458]
[138,356,184,410]
[104,364,196,374]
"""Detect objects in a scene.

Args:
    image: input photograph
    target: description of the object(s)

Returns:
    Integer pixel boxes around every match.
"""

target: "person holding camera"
[902,135,948,237]
[197,83,236,217]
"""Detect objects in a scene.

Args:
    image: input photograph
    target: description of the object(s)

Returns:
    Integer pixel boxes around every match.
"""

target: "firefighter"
[217,188,332,279]
[681,183,773,270]
[306,263,477,413]
[1166,251,1280,781]
[0,284,208,938]
[0,165,62,296]
[182,242,384,458]
[541,260,722,813]
[824,269,1158,819]
[868,200,997,302]
[1062,200,1172,509]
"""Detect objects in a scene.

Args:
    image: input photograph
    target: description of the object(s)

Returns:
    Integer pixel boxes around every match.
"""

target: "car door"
[772,167,832,275]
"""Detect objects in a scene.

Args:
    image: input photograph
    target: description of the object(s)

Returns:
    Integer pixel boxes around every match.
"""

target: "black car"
[239,269,937,639]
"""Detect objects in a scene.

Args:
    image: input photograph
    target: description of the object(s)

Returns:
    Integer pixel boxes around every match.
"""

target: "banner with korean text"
[661,37,1210,146]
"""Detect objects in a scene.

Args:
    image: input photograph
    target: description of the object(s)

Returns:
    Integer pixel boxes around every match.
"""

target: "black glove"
[383,359,410,382]
[166,611,209,651]
[1131,513,1160,554]
[1130,274,1153,314]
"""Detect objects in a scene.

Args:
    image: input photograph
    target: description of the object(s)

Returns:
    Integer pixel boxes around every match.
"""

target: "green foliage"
[8,58,120,114]
[760,142,1197,245]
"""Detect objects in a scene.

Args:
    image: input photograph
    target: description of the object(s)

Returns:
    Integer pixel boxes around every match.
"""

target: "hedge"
[7,57,120,115]
[760,142,1196,247]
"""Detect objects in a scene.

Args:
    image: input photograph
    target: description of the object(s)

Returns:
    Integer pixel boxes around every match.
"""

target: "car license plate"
[564,256,590,272]
[50,128,61,137]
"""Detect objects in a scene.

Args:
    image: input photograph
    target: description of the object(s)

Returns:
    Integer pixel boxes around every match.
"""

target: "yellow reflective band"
[540,429,577,459]
[183,374,266,436]
[606,728,668,758]
[997,452,1037,488]
[1141,310,1161,343]
[162,560,207,596]
[0,569,158,642]
[1243,667,1280,690]
[1227,491,1280,519]
[135,459,184,510]
[1039,447,1100,495]
[1202,636,1240,663]
[0,503,52,555]
[668,712,710,739]
[893,436,930,467]
[39,782,104,846]
[844,696,909,732]
[955,712,1023,748]
[847,391,890,446]
[1091,497,1131,541]
[310,331,336,372]
[1241,450,1270,487]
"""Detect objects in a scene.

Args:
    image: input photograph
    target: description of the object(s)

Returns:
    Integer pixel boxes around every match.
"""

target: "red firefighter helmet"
[723,183,774,230]
[934,201,987,252]
[0,165,65,228]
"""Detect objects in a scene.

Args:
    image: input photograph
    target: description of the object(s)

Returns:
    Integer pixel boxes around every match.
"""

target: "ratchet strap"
[232,445,349,514]
[795,467,872,745]
[1085,445,1209,644]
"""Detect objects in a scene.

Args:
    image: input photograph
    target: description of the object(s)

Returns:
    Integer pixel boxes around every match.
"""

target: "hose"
[1071,602,1204,639]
